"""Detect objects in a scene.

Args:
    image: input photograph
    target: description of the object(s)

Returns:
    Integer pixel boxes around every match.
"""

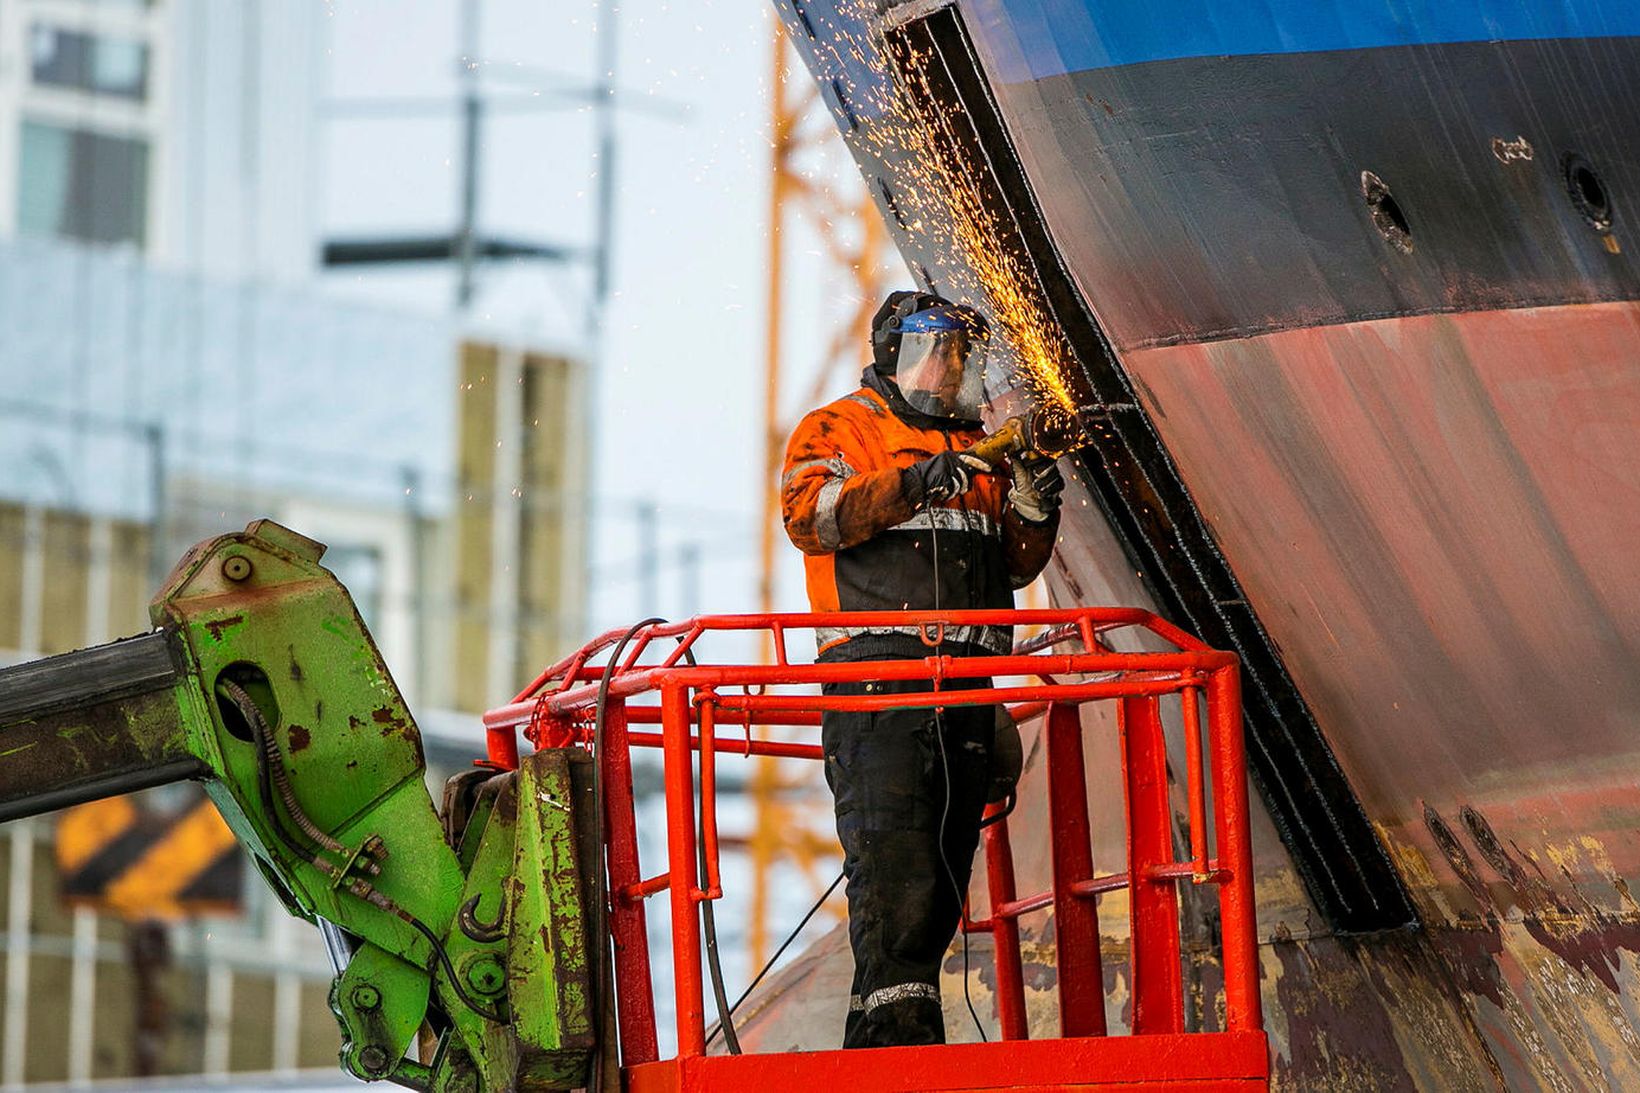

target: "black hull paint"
[1003,37,1640,349]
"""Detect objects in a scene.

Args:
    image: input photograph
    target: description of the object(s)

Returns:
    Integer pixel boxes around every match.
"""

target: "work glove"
[901,450,989,508]
[1009,452,1064,524]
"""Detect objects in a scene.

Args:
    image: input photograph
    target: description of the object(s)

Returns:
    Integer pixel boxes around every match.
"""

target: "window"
[30,25,150,101]
[17,121,150,246]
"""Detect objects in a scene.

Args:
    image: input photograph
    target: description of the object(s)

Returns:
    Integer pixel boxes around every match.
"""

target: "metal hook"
[458,893,506,944]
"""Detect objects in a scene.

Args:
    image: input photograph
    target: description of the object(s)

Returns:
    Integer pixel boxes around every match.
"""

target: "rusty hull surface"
[1124,302,1640,897]
[1120,300,1640,1087]
[732,707,1640,1089]
[731,361,1640,1086]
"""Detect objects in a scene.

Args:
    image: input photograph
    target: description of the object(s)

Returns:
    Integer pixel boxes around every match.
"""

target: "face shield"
[893,306,991,420]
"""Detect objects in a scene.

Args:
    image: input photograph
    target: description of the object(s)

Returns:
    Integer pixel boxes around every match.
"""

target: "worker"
[781,290,1063,1047]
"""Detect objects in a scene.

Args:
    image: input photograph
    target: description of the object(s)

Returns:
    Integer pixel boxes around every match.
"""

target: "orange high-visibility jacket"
[781,380,1058,660]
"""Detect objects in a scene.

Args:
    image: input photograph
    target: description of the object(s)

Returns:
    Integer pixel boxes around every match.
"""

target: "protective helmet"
[870,290,941,374]
[871,292,992,420]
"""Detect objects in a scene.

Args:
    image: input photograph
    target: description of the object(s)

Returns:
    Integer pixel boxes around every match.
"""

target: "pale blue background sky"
[317,0,895,633]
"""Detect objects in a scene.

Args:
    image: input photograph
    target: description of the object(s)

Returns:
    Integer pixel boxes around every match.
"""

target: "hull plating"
[1127,300,1640,804]
[768,0,1640,1084]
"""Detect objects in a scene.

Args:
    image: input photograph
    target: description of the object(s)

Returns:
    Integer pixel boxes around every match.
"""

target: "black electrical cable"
[586,621,743,1081]
[405,913,509,1025]
[219,679,334,871]
[929,495,990,1044]
[219,681,507,1025]
[700,846,740,1052]
[589,617,663,1093]
[930,715,985,1043]
[673,642,743,1057]
[706,868,845,1048]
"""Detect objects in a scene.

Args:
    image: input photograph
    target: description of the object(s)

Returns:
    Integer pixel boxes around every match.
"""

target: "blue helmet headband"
[868,294,993,409]
[896,304,991,340]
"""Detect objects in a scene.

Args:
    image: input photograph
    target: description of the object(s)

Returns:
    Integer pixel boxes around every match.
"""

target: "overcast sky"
[317,0,894,634]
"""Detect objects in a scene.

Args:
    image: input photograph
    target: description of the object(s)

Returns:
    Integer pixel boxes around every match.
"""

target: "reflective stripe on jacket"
[781,381,1057,659]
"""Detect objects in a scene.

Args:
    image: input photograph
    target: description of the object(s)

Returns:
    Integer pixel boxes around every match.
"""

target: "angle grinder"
[963,406,1085,467]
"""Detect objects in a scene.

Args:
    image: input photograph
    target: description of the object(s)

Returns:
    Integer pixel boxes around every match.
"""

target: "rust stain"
[1345,931,1507,1089]
[1423,803,1494,916]
[1521,915,1640,997]
[1268,934,1417,1091]
[1050,554,1085,601]
[1459,805,1565,917]
[286,724,310,752]
[372,706,407,736]
[203,615,244,641]
[1377,818,1640,1083]
[494,779,519,823]
[1427,925,1508,1011]
[1441,809,1640,996]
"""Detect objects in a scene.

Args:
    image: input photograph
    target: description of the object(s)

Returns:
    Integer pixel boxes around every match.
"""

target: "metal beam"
[320,235,580,268]
[0,631,175,723]
[0,634,205,823]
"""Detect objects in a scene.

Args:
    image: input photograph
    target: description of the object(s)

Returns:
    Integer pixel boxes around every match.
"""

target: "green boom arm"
[0,521,595,1092]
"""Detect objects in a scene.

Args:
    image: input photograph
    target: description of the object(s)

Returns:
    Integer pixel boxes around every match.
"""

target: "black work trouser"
[821,676,995,1048]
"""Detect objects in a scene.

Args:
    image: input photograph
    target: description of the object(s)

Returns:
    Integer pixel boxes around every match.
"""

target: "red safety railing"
[482,609,1267,1091]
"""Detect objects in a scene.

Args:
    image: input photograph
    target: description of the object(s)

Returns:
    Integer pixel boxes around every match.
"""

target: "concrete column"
[202,961,233,1078]
[66,908,97,1086]
[486,344,525,701]
[17,507,43,658]
[3,820,35,1089]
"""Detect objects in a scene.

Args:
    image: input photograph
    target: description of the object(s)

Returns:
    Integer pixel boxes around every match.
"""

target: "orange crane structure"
[750,22,897,967]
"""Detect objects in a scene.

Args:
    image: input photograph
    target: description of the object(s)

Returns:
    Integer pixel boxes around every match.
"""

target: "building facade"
[0,0,589,1084]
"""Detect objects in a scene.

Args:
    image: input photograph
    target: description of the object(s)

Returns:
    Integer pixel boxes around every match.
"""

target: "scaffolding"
[484,608,1267,1085]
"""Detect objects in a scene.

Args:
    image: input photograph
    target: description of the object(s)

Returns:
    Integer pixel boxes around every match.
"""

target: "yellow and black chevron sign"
[56,793,242,918]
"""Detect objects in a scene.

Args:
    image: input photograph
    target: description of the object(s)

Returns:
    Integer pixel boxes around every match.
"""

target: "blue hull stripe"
[969,0,1640,81]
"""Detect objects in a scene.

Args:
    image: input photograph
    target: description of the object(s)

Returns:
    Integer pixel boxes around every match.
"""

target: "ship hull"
[763,0,1640,1085]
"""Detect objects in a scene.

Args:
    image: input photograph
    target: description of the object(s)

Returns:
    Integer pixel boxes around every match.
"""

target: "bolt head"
[351,984,381,1011]
[464,953,507,996]
[221,555,254,582]
[357,1045,389,1075]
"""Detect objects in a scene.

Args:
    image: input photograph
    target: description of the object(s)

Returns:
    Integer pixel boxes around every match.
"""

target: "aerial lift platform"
[0,521,1268,1090]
